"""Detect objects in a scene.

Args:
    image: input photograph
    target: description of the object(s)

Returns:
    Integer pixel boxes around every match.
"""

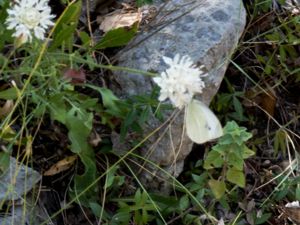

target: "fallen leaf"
[44,155,77,176]
[260,88,276,117]
[0,100,14,118]
[244,87,276,116]
[100,10,142,33]
[63,68,86,84]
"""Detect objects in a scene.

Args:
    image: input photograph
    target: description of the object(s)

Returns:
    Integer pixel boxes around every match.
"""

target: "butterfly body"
[185,99,223,144]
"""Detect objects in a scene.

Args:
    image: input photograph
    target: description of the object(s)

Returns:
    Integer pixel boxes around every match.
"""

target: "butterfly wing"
[186,99,223,144]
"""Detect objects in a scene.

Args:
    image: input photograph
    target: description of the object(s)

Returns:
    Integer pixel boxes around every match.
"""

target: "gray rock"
[0,157,41,202]
[0,157,41,225]
[111,0,246,193]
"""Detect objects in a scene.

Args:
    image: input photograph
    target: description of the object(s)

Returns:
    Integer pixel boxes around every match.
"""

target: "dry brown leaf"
[260,89,276,117]
[63,68,86,84]
[100,10,142,33]
[44,155,77,176]
[244,87,276,116]
[0,100,14,118]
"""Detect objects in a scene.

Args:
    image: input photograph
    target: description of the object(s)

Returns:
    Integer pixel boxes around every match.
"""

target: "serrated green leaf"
[228,150,244,170]
[204,150,224,169]
[226,168,245,187]
[141,191,148,206]
[242,146,255,159]
[142,208,148,224]
[208,179,226,199]
[94,23,138,49]
[65,108,92,153]
[134,210,142,225]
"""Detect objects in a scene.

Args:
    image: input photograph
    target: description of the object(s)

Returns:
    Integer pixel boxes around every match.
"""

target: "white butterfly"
[185,99,223,144]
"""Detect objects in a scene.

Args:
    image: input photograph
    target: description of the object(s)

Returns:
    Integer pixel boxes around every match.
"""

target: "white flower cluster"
[285,201,300,208]
[6,0,55,44]
[153,54,206,109]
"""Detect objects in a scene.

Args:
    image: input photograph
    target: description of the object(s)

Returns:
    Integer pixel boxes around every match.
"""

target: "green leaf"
[220,121,252,145]
[89,202,109,219]
[192,173,208,185]
[94,23,138,49]
[134,210,142,225]
[134,189,142,204]
[51,0,82,50]
[142,208,149,224]
[49,94,67,124]
[66,108,93,153]
[265,32,281,42]
[179,195,189,211]
[296,186,300,201]
[204,150,224,169]
[111,212,131,225]
[233,96,244,121]
[79,31,91,47]
[0,152,10,173]
[255,213,272,225]
[228,150,244,170]
[136,0,153,6]
[279,45,286,62]
[208,179,226,199]
[183,214,201,225]
[85,85,122,116]
[64,105,98,205]
[50,24,77,50]
[0,88,18,100]
[226,168,245,188]
[274,129,287,156]
[141,191,148,206]
[242,146,255,159]
[274,185,289,200]
[139,106,151,125]
[104,166,118,189]
[71,152,98,204]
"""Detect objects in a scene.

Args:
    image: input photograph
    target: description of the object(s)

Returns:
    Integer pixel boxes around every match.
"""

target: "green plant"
[204,121,254,199]
[136,0,153,7]
[0,0,146,209]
